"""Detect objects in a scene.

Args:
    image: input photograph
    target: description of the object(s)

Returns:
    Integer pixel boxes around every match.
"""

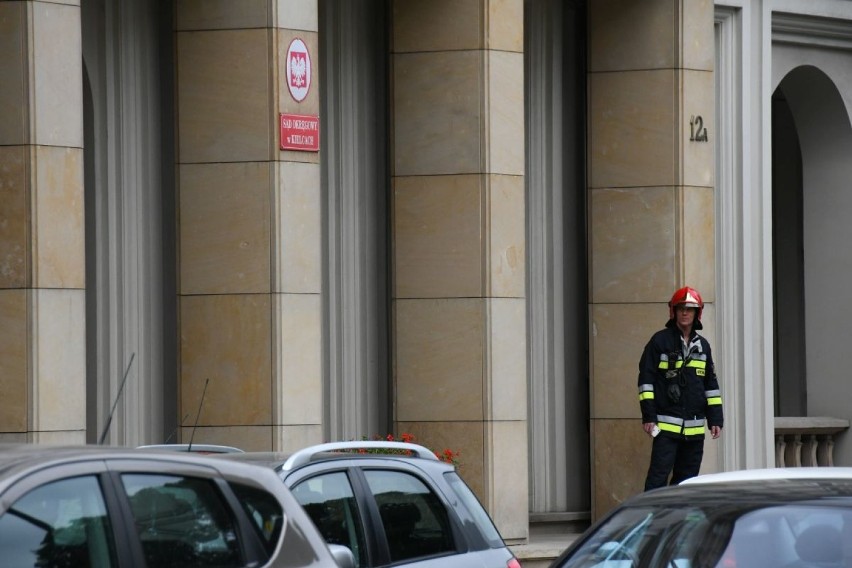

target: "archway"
[772,65,852,460]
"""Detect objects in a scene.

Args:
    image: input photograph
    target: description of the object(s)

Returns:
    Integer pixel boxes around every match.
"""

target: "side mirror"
[327,544,355,568]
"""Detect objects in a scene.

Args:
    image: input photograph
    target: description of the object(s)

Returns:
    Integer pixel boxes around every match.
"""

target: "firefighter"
[638,286,724,490]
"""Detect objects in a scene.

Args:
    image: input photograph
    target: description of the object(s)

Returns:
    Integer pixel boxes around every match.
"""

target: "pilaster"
[588,0,717,519]
[175,0,323,450]
[0,1,85,443]
[391,0,529,542]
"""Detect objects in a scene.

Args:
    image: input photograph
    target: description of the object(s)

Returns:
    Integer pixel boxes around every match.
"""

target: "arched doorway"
[772,65,852,461]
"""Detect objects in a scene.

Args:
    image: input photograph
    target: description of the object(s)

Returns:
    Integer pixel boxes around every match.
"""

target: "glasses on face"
[676,306,696,313]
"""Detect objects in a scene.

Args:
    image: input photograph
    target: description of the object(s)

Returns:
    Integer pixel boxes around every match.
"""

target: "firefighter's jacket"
[637,321,724,440]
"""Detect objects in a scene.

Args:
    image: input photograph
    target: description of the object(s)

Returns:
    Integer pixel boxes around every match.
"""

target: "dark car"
[549,472,852,568]
[217,440,521,568]
[0,443,354,567]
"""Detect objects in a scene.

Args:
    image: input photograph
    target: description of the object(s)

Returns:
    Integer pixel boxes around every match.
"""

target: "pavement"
[509,530,582,568]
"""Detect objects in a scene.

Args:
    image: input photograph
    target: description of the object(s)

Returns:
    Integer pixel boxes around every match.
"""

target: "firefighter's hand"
[710,425,722,439]
[643,422,656,435]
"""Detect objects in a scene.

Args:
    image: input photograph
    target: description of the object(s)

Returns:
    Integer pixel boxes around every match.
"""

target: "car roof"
[680,467,852,484]
[214,441,451,474]
[0,443,283,492]
[136,443,245,454]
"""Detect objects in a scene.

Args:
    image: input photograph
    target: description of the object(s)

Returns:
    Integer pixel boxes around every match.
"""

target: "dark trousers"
[644,434,704,491]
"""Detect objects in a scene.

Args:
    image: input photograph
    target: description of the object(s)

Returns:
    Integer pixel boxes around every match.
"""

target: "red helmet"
[668,286,703,320]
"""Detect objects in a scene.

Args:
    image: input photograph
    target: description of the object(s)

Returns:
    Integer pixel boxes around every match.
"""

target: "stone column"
[175,1,322,451]
[588,0,716,518]
[0,1,86,443]
[391,0,529,541]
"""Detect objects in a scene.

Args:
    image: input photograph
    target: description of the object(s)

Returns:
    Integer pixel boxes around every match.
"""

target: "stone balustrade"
[774,417,849,467]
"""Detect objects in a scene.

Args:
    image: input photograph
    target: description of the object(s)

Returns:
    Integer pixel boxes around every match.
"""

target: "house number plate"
[689,115,708,142]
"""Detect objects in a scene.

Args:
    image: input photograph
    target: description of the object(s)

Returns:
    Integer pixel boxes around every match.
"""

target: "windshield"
[561,503,852,568]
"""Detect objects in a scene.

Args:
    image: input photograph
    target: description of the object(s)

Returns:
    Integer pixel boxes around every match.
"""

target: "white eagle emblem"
[290,54,306,87]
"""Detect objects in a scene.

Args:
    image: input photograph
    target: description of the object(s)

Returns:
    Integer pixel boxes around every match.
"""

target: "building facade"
[2,0,852,541]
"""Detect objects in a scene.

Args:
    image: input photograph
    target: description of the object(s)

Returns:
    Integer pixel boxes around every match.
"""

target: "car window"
[229,482,285,557]
[713,505,852,568]
[363,469,455,563]
[292,471,367,567]
[121,473,242,568]
[0,475,117,567]
[444,471,504,548]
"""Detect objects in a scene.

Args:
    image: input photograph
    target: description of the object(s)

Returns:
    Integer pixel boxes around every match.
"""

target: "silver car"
[0,444,354,567]
[218,441,521,568]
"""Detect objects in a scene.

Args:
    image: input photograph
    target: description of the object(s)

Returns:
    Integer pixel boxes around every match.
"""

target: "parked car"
[549,471,852,568]
[0,443,354,567]
[216,440,521,568]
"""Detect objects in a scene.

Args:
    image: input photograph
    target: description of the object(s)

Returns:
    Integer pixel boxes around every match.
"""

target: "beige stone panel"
[591,303,664,420]
[0,433,27,443]
[487,51,524,176]
[176,0,269,31]
[276,0,318,32]
[177,29,271,163]
[486,420,528,541]
[395,299,484,422]
[393,175,483,299]
[180,294,272,426]
[277,30,319,116]
[29,431,85,444]
[278,149,320,166]
[179,162,271,295]
[700,433,722,475]
[682,0,714,72]
[178,425,272,452]
[32,2,82,148]
[487,298,526,421]
[394,51,482,176]
[34,146,84,289]
[589,70,676,189]
[32,289,85,431]
[0,290,27,432]
[698,303,715,349]
[487,174,524,297]
[590,187,676,304]
[40,0,79,6]
[682,70,715,188]
[392,0,482,53]
[589,0,675,72]
[0,2,27,146]
[274,293,322,425]
[274,424,323,453]
[397,420,485,502]
[488,0,523,53]
[0,146,29,288]
[592,419,648,520]
[276,162,320,294]
[682,185,715,300]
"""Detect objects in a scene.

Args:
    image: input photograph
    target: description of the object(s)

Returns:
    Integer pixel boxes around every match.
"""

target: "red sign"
[280,113,319,152]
